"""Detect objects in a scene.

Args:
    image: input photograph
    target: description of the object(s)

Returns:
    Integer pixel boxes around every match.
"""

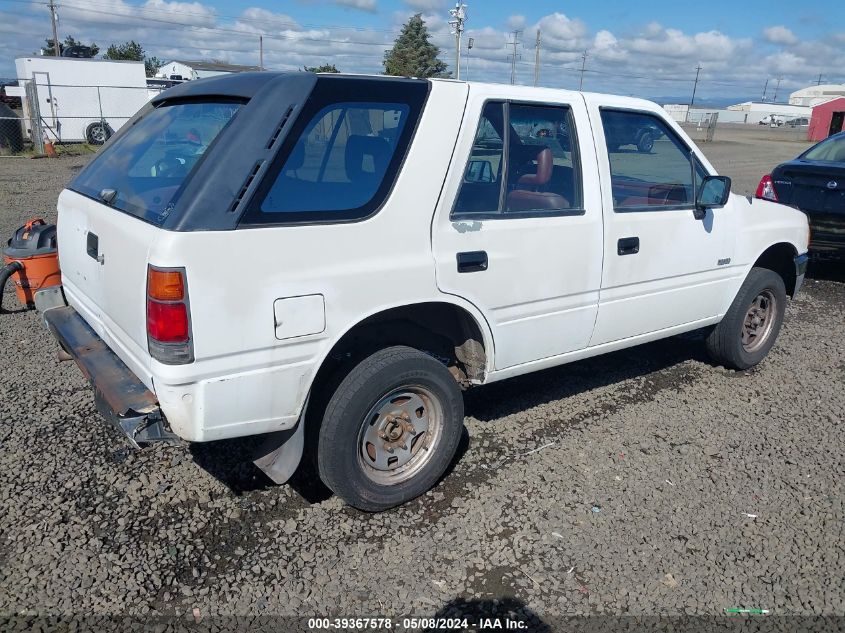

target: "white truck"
[39,73,809,511]
[15,56,149,144]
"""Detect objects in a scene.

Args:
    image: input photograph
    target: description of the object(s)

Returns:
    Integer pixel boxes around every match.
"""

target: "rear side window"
[242,78,429,225]
[453,100,582,218]
[70,101,242,225]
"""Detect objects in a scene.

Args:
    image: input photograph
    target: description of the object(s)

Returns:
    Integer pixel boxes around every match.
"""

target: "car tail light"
[146,265,194,364]
[755,174,779,202]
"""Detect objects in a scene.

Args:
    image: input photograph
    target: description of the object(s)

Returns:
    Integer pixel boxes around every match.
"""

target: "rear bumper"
[793,252,809,297]
[43,305,181,448]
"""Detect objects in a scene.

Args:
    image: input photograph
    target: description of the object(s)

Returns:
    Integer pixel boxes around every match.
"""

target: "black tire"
[85,122,111,145]
[637,131,654,153]
[316,345,464,511]
[705,267,787,370]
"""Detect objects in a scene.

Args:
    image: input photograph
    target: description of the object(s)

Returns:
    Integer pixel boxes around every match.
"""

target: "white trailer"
[15,57,149,144]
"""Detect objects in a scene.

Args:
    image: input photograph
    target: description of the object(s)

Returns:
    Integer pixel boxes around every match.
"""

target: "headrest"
[517,146,553,186]
[345,135,390,180]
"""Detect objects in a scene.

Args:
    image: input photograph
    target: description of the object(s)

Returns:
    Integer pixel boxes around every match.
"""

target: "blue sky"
[1,0,843,101]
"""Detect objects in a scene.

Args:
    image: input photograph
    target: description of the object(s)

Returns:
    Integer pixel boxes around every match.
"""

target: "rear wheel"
[706,267,787,369]
[316,346,464,511]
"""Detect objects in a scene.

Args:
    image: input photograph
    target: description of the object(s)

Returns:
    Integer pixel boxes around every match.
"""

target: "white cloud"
[333,0,377,13]
[533,12,588,51]
[506,14,526,30]
[0,4,840,99]
[763,25,798,46]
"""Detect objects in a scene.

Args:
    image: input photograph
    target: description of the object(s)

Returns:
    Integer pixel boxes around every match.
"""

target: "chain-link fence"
[1,77,169,155]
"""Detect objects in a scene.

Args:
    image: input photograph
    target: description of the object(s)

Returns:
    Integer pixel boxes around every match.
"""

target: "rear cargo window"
[259,102,409,214]
[69,101,241,224]
[241,77,429,225]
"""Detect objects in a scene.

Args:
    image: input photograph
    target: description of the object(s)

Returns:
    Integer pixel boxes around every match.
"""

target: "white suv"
[41,73,809,510]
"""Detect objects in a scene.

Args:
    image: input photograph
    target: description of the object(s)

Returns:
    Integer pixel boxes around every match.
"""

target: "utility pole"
[533,29,541,87]
[578,49,588,90]
[465,37,473,81]
[773,76,783,102]
[507,30,521,85]
[690,64,702,109]
[48,0,60,57]
[816,73,823,85]
[259,35,264,71]
[448,3,467,81]
[761,78,769,101]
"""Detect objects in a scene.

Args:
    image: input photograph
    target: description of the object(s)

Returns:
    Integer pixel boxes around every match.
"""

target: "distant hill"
[648,95,759,108]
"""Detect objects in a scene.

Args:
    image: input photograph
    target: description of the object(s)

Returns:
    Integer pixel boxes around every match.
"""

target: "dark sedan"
[756,131,845,260]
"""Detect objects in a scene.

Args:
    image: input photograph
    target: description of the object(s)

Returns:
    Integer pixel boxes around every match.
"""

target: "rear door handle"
[456,250,488,273]
[617,237,640,255]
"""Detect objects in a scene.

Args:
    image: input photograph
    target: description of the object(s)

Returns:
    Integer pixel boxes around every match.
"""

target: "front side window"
[601,109,706,211]
[70,101,242,225]
[453,101,582,217]
[260,102,410,214]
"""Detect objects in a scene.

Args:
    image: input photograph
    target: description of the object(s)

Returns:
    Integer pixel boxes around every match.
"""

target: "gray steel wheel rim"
[357,385,443,486]
[90,125,106,143]
[741,289,777,353]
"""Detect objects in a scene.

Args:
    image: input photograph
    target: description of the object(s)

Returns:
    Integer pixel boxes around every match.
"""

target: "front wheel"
[317,346,464,511]
[705,267,787,369]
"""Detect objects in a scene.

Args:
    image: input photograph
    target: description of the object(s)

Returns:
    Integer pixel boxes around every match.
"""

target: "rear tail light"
[755,174,779,202]
[146,265,194,364]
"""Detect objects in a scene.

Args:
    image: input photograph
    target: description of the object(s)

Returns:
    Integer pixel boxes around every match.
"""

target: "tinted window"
[260,102,410,214]
[601,109,704,210]
[453,101,581,217]
[453,102,504,214]
[70,102,241,225]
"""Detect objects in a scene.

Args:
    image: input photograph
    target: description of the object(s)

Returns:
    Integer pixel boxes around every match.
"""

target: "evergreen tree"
[303,64,340,73]
[383,14,448,78]
[103,41,162,77]
[103,41,145,62]
[43,35,99,57]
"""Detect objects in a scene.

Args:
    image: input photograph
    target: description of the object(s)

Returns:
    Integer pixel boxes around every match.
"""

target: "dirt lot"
[0,128,843,631]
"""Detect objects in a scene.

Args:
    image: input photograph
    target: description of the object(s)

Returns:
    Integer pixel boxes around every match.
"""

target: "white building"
[726,101,812,124]
[789,84,845,107]
[155,60,261,81]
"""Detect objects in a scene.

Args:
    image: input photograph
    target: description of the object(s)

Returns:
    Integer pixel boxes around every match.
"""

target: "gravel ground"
[1,147,844,631]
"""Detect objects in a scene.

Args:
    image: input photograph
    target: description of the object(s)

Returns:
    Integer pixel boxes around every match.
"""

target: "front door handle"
[617,237,640,255]
[456,250,488,273]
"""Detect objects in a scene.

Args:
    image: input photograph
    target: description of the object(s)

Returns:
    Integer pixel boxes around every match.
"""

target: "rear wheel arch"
[312,301,491,394]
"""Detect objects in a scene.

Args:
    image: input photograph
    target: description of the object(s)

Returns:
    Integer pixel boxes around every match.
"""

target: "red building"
[808,97,845,141]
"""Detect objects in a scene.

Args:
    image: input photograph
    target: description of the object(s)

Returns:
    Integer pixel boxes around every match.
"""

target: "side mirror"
[694,175,731,219]
[465,160,494,183]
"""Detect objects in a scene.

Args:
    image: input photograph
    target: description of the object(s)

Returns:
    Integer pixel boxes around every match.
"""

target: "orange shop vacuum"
[1,218,61,313]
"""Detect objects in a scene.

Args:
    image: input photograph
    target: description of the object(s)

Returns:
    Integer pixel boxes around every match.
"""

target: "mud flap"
[252,397,307,485]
